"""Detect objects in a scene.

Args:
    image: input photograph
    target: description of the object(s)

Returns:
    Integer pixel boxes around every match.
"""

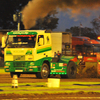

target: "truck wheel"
[41,63,50,79]
[67,61,77,79]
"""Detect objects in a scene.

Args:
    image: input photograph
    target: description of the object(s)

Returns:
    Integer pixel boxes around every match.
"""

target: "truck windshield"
[93,45,100,52]
[6,35,36,48]
[84,45,100,54]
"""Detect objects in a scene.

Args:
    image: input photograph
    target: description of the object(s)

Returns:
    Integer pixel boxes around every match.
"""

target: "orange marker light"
[97,36,100,40]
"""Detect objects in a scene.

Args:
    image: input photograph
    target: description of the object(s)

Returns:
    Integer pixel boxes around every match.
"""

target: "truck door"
[36,35,46,60]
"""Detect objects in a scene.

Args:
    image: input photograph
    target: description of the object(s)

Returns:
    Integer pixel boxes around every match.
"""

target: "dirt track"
[0,73,100,83]
[1,92,100,100]
[0,74,100,100]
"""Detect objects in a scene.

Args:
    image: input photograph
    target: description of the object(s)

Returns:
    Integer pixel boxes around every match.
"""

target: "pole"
[18,22,20,31]
[79,27,81,36]
[79,22,82,36]
[17,12,21,31]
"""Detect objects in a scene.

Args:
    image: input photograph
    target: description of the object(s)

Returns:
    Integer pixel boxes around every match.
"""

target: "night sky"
[0,0,100,31]
[22,0,100,31]
[54,9,100,31]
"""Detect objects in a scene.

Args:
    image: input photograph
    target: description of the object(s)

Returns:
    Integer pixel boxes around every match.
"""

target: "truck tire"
[10,72,20,78]
[67,61,77,79]
[41,63,50,79]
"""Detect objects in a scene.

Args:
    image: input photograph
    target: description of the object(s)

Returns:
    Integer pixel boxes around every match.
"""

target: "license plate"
[15,70,23,72]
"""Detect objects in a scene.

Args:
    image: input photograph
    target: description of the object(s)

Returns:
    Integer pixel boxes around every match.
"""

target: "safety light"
[98,62,100,65]
[29,69,33,71]
[17,35,35,37]
[78,55,83,59]
[97,36,100,40]
[6,69,9,71]
[29,66,37,68]
[4,66,9,68]
[63,63,67,66]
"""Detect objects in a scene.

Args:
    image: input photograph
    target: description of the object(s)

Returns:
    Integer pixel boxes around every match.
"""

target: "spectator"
[54,52,57,57]
[57,51,61,57]
[0,48,4,59]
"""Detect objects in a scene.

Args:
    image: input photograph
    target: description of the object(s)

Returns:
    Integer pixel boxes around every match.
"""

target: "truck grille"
[13,62,25,67]
[13,55,25,61]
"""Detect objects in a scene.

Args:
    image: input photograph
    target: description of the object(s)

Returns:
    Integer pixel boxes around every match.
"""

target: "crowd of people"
[54,51,61,58]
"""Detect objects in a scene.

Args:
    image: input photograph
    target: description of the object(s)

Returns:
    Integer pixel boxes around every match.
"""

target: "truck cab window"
[38,35,44,46]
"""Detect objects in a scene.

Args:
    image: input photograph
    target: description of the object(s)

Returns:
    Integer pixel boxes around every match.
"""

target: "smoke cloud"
[22,0,100,29]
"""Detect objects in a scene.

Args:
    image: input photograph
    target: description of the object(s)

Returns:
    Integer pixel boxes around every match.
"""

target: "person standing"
[54,52,57,57]
[57,51,61,58]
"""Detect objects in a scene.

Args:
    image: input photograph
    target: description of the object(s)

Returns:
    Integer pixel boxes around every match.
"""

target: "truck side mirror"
[39,38,43,46]
[2,36,6,48]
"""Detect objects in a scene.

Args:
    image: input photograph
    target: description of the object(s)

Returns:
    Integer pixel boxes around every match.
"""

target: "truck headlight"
[77,55,83,59]
[30,62,34,65]
[26,50,32,55]
[6,51,12,55]
[5,62,10,66]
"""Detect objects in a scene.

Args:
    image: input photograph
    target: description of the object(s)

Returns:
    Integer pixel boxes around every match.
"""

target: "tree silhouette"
[0,0,29,30]
[91,16,100,35]
[65,26,97,39]
[0,1,59,31]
